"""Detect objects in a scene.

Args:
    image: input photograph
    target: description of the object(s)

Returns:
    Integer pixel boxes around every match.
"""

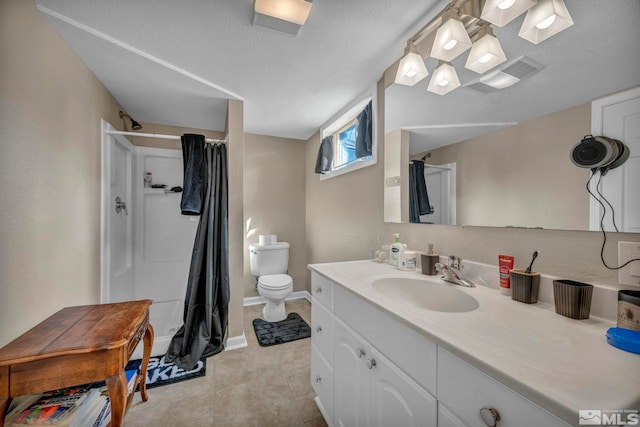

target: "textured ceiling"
[34,0,640,144]
[35,0,443,139]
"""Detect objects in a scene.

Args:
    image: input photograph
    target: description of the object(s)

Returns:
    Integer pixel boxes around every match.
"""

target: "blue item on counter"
[606,327,640,354]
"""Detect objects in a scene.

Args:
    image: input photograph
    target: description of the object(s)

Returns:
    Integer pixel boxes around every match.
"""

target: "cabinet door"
[368,347,437,427]
[333,318,369,427]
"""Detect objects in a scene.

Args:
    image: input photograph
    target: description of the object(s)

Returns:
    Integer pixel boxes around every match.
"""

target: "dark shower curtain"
[409,160,431,223]
[165,140,229,370]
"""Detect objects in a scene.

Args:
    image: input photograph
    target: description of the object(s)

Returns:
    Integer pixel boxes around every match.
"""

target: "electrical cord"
[586,170,640,270]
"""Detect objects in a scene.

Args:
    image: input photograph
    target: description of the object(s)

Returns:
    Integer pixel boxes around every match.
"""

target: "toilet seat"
[258,274,292,290]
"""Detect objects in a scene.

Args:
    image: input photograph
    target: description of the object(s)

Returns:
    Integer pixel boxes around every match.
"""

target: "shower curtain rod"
[409,161,452,171]
[106,129,226,143]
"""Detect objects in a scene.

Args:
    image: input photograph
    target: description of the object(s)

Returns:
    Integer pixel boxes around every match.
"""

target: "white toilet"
[249,241,293,322]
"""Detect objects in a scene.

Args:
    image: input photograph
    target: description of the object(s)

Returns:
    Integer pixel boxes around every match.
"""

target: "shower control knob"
[357,348,366,358]
[480,407,501,426]
[316,326,322,333]
[366,358,377,369]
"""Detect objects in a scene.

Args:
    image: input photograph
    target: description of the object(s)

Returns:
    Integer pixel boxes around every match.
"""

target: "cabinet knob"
[315,286,322,293]
[366,358,377,369]
[315,375,322,383]
[480,407,501,427]
[316,326,323,333]
[357,348,366,358]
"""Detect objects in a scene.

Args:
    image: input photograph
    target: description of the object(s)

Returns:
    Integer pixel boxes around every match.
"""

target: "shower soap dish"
[606,327,640,354]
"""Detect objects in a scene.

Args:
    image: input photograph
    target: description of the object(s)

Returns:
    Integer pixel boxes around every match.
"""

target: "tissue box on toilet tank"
[553,279,593,320]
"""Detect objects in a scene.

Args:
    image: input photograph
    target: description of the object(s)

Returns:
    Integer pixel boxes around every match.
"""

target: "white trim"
[243,290,312,306]
[314,396,334,427]
[590,86,640,231]
[225,332,248,351]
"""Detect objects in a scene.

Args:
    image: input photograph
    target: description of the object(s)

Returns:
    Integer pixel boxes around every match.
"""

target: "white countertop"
[308,260,640,424]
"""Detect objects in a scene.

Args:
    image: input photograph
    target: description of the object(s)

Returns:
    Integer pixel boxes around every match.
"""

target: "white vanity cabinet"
[333,317,437,427]
[310,270,573,427]
[310,272,335,423]
[437,348,571,427]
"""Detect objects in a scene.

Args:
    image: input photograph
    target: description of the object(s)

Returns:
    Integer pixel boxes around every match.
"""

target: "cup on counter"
[510,269,540,304]
[374,245,390,263]
[618,290,640,332]
[553,280,593,320]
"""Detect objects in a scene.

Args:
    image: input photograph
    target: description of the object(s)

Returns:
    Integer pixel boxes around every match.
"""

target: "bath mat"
[125,355,206,389]
[253,312,311,347]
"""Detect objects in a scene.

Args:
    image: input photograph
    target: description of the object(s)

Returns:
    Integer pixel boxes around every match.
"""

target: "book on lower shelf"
[5,369,138,427]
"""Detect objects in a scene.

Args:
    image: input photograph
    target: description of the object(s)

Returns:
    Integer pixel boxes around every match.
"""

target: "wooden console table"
[0,300,154,427]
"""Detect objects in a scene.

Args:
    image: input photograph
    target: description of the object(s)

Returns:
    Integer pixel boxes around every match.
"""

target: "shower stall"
[101,120,200,358]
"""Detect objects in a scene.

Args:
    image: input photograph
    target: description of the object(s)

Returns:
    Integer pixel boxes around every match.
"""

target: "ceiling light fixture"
[430,9,473,62]
[427,62,461,95]
[480,0,536,27]
[394,43,429,86]
[519,0,574,44]
[393,0,572,95]
[465,24,507,74]
[253,0,312,36]
[254,0,312,25]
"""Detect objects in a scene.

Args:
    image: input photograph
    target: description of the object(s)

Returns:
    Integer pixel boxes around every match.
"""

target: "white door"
[333,318,369,427]
[420,163,456,225]
[368,347,437,427]
[101,120,135,303]
[591,87,640,232]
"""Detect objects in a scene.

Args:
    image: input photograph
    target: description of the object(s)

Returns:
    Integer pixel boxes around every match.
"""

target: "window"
[316,91,376,180]
[333,119,358,170]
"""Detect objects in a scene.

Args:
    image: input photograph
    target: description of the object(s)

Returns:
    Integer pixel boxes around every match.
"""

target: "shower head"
[119,111,142,131]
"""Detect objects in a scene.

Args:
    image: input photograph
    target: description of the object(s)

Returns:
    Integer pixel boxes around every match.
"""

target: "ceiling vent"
[463,55,545,93]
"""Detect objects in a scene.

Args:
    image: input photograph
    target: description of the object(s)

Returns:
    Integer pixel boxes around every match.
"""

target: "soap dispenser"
[421,243,439,276]
[389,233,403,266]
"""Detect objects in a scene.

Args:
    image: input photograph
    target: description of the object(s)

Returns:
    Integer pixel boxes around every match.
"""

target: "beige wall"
[243,133,307,297]
[0,0,125,346]
[412,103,591,230]
[305,81,386,280]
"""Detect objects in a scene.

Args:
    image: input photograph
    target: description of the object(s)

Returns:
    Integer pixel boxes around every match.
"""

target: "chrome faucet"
[435,256,475,288]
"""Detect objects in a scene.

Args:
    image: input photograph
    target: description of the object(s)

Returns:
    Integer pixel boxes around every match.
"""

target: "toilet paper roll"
[259,234,277,246]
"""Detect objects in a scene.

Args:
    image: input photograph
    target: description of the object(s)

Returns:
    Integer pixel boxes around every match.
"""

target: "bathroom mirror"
[384,1,640,231]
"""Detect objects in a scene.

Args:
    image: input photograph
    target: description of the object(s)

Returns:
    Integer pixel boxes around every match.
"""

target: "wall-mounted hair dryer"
[570,135,630,175]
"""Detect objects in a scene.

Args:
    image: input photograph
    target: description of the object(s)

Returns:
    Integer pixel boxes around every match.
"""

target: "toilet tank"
[249,242,290,276]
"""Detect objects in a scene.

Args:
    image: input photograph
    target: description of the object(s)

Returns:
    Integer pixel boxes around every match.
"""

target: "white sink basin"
[372,277,479,313]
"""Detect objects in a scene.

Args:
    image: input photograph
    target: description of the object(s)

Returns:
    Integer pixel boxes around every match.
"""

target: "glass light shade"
[254,0,312,25]
[395,46,429,86]
[430,17,472,62]
[427,63,460,95]
[481,0,536,27]
[465,33,507,74]
[518,0,574,44]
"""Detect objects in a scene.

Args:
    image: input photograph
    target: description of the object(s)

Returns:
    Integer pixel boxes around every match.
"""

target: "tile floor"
[125,299,328,427]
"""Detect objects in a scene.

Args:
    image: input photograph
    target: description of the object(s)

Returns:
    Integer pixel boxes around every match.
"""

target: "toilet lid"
[259,274,292,290]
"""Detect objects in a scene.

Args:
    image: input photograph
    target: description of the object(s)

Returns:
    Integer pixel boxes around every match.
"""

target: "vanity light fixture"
[427,62,461,95]
[430,9,473,62]
[480,0,536,27]
[465,24,507,74]
[518,0,574,44]
[395,43,429,86]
